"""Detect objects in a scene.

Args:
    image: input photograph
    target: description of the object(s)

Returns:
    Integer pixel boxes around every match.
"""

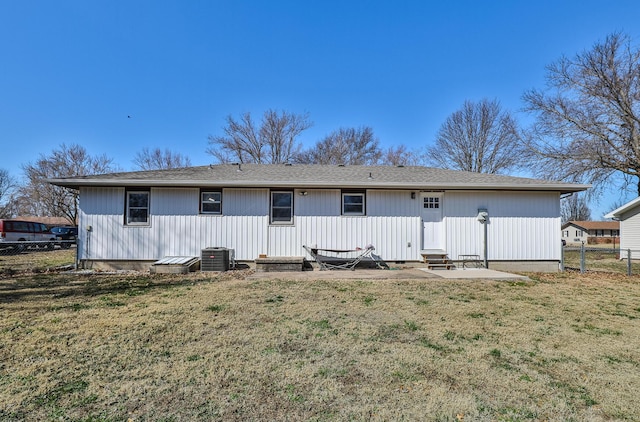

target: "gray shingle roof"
[47,163,589,193]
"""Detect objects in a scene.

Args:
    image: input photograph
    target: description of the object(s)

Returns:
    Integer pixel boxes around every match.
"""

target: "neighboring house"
[561,220,620,246]
[605,197,640,258]
[48,164,588,272]
[15,216,75,229]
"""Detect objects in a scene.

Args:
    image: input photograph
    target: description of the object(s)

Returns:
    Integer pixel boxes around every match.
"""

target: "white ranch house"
[49,164,588,272]
[561,220,620,246]
[605,197,640,259]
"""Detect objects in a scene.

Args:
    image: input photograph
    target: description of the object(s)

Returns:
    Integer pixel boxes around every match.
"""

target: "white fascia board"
[47,178,590,194]
[604,196,640,219]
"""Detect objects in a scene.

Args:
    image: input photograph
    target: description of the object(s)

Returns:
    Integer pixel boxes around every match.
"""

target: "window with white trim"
[201,191,222,214]
[126,190,150,225]
[342,192,365,215]
[271,191,293,224]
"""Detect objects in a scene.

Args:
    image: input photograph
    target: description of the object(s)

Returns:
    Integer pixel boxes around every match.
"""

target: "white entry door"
[421,193,445,250]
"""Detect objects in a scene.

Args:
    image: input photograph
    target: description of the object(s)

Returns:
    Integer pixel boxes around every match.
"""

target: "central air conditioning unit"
[201,247,230,272]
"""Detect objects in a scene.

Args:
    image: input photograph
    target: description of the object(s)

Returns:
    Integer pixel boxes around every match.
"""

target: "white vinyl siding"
[224,189,269,215]
[268,216,421,260]
[444,191,561,261]
[78,187,561,263]
[295,189,339,216]
[79,187,267,261]
[620,206,640,258]
[367,190,419,217]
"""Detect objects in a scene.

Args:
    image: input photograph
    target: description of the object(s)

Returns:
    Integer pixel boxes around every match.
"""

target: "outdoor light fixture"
[299,191,308,196]
[477,209,488,223]
[411,192,416,199]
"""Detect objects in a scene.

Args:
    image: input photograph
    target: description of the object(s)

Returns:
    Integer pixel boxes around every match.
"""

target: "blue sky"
[2,0,639,218]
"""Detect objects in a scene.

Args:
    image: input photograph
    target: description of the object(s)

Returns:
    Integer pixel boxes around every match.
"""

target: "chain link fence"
[561,244,640,275]
[0,241,77,275]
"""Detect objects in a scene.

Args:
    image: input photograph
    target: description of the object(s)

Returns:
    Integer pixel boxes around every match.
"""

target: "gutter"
[47,178,590,194]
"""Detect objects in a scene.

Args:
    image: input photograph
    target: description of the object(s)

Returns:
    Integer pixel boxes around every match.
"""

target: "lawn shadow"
[0,272,233,304]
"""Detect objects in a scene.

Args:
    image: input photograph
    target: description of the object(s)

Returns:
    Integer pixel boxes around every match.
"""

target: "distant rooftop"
[14,216,75,226]
[563,220,619,230]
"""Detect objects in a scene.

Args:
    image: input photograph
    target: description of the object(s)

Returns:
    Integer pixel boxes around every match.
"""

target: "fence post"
[628,249,632,276]
[580,242,585,274]
[560,241,564,272]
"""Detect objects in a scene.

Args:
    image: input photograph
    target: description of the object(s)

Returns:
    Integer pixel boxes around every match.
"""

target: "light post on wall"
[477,209,489,268]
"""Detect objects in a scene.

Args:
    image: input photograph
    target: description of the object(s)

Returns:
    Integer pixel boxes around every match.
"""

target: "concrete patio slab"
[244,266,529,281]
[246,267,441,280]
[418,267,529,280]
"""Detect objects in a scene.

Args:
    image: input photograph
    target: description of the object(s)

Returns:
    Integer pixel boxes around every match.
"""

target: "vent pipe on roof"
[368,172,373,179]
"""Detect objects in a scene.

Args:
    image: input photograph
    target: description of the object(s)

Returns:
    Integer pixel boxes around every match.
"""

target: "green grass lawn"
[1,270,639,421]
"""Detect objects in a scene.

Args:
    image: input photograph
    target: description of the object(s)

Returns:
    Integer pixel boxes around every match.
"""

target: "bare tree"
[133,147,192,170]
[295,127,381,165]
[561,193,591,223]
[19,144,116,223]
[207,109,312,164]
[379,145,421,166]
[523,32,640,194]
[426,99,523,174]
[0,169,16,218]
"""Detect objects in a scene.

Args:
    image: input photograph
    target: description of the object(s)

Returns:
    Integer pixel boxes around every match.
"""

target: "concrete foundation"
[487,260,559,273]
[79,259,560,273]
[255,256,306,272]
[80,260,156,271]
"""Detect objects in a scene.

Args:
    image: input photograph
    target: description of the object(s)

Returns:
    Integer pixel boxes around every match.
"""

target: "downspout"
[483,219,488,269]
[477,209,489,268]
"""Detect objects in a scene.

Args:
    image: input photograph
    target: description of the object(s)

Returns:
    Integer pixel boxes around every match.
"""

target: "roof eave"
[604,196,640,218]
[47,178,590,193]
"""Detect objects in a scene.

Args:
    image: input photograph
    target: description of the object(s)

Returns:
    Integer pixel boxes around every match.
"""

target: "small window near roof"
[342,192,365,215]
[271,191,293,224]
[201,191,222,214]
[126,190,150,225]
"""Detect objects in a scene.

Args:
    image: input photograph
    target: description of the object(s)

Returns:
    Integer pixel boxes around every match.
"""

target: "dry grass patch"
[563,248,640,274]
[0,248,75,275]
[1,270,639,421]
